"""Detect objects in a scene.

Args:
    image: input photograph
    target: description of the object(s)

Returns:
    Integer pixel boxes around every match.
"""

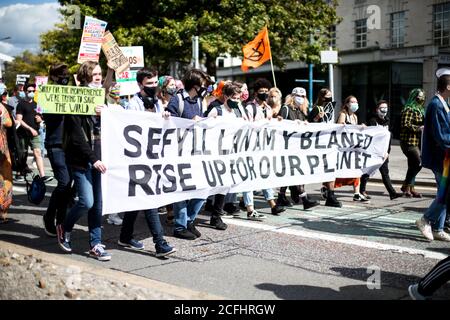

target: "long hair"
[76,61,100,86]
[315,88,331,107]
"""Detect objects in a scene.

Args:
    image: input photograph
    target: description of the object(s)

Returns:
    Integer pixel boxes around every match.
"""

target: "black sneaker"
[223,203,241,215]
[276,193,292,207]
[271,205,286,216]
[210,215,228,230]
[43,214,57,237]
[41,176,54,183]
[187,222,201,238]
[173,229,197,240]
[239,199,246,210]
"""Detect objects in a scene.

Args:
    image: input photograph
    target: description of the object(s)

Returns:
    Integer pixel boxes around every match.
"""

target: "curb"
[0,240,226,300]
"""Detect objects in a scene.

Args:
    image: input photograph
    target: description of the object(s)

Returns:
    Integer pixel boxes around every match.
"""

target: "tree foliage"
[5,0,340,85]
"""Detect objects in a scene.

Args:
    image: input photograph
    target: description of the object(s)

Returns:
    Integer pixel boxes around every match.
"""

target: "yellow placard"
[37,85,105,115]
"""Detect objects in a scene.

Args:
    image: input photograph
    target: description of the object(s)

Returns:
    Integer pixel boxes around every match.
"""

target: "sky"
[0,0,61,57]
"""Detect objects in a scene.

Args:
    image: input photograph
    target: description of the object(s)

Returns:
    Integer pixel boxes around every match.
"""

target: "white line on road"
[225,219,448,260]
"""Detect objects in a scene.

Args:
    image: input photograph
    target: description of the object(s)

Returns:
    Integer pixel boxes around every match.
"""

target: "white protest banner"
[116,70,139,96]
[120,46,144,69]
[101,31,130,74]
[77,16,107,64]
[101,109,390,214]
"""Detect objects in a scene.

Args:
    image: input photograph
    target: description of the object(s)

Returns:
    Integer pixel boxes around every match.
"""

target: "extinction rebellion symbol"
[246,39,266,62]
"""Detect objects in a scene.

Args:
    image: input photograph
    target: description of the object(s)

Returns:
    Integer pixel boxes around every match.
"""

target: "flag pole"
[266,26,277,88]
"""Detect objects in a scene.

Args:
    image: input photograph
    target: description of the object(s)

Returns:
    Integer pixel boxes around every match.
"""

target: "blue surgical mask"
[350,103,359,113]
[18,91,26,99]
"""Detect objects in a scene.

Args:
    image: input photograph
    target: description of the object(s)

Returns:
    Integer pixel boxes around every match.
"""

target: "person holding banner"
[157,76,177,110]
[310,88,342,208]
[57,61,111,261]
[116,68,176,256]
[276,88,320,210]
[42,63,73,237]
[243,78,285,218]
[359,101,403,200]
[416,70,450,242]
[267,87,282,117]
[167,68,216,239]
[335,96,370,203]
[15,83,52,183]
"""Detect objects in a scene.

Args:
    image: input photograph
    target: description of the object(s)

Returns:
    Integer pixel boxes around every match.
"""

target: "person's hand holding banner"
[93,160,107,174]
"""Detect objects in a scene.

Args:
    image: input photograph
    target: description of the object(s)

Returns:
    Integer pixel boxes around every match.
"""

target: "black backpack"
[25,174,46,205]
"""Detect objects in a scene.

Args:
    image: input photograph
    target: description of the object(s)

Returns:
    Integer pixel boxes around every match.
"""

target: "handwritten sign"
[116,70,139,96]
[37,85,105,115]
[101,31,129,74]
[120,46,144,68]
[77,16,107,64]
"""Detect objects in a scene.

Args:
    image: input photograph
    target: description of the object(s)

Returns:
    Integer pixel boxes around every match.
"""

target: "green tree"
[51,0,340,76]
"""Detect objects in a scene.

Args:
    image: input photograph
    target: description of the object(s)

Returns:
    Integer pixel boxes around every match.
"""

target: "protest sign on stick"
[101,31,130,74]
[77,16,107,64]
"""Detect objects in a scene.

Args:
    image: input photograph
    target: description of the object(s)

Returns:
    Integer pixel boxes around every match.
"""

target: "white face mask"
[294,97,305,106]
[377,107,388,118]
[349,103,359,113]
[88,82,102,89]
[27,92,35,99]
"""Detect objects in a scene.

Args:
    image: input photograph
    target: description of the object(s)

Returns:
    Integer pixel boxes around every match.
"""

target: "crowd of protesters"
[1,62,450,299]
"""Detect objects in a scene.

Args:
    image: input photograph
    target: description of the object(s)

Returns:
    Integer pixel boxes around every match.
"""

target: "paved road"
[1,169,449,299]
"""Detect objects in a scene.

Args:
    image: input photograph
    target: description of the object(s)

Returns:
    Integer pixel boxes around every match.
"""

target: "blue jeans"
[424,172,446,232]
[225,193,237,204]
[64,166,102,248]
[243,189,275,206]
[46,147,71,225]
[173,199,205,232]
[39,126,46,157]
[120,209,164,246]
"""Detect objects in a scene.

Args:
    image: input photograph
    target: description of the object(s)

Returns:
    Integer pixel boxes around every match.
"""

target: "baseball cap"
[292,87,306,97]
[436,68,450,78]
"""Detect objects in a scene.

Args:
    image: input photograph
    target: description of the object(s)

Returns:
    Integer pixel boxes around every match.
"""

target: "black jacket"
[367,115,392,154]
[63,115,98,170]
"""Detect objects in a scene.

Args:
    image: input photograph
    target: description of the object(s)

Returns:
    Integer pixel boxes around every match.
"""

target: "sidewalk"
[371,144,435,188]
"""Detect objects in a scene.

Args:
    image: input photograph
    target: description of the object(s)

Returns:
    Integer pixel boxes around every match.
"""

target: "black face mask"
[196,86,207,99]
[56,76,70,85]
[257,92,268,102]
[143,86,157,98]
[227,99,239,109]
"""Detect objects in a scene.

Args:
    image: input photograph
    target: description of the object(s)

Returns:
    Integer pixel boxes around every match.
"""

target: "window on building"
[355,19,367,48]
[434,2,450,47]
[391,11,405,48]
[329,25,336,49]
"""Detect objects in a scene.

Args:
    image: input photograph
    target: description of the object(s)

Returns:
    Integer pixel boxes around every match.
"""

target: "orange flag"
[241,27,272,72]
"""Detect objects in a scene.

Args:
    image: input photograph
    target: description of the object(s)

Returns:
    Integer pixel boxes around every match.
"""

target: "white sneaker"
[416,217,434,241]
[107,214,123,226]
[247,210,266,221]
[432,231,450,242]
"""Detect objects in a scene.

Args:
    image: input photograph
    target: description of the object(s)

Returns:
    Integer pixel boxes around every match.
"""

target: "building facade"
[216,0,450,138]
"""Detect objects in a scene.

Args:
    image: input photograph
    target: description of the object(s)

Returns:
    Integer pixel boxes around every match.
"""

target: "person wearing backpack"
[166,69,217,240]
[0,100,13,223]
[276,88,320,210]
[115,68,176,257]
